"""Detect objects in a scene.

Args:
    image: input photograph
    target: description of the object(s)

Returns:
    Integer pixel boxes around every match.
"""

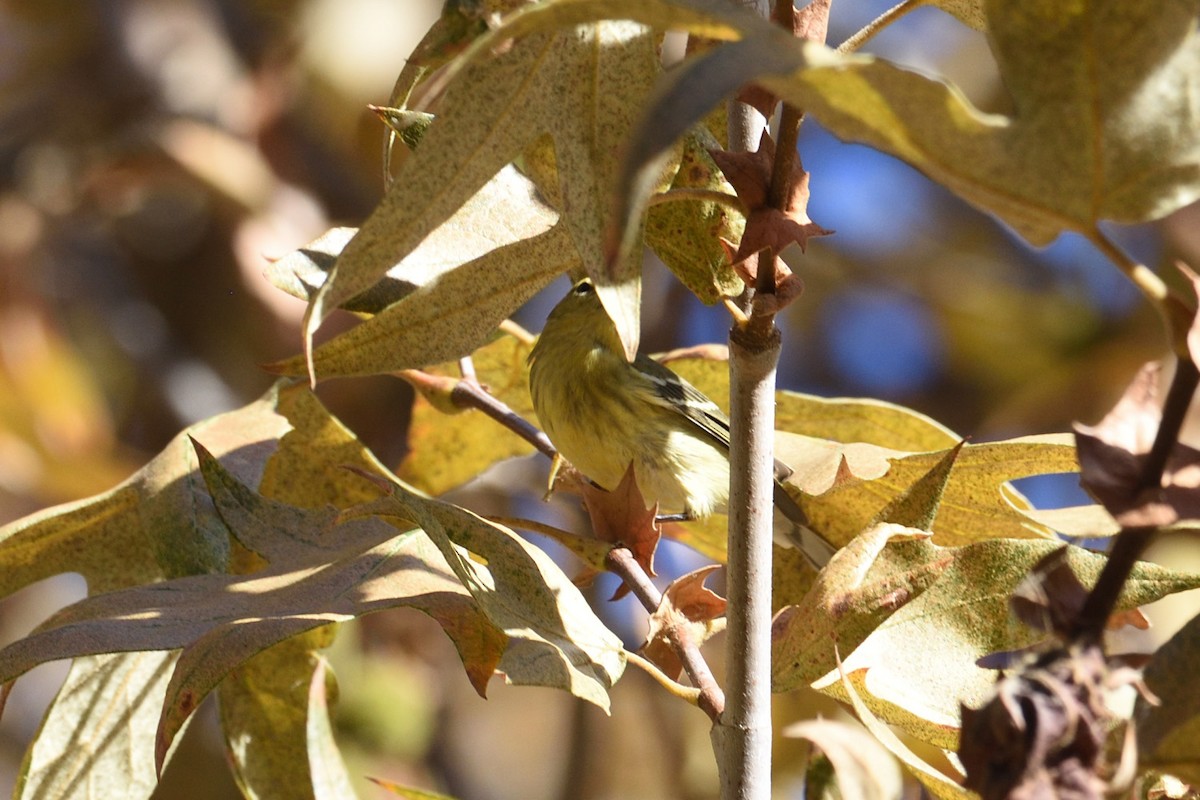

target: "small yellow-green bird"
[528,278,832,564]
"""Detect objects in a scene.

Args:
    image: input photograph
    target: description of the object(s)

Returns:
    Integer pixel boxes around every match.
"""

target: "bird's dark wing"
[630,353,732,448]
[631,353,795,483]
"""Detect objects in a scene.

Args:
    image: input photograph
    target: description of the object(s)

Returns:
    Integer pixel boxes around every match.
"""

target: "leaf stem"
[1086,226,1192,356]
[836,0,921,54]
[648,188,748,213]
[625,652,703,705]
[423,372,558,459]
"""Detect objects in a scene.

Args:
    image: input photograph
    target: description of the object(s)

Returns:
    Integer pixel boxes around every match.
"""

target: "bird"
[527,277,833,565]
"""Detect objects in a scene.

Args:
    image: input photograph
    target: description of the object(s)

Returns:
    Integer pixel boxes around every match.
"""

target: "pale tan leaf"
[834,661,973,800]
[802,539,1200,750]
[309,17,660,361]
[352,484,625,710]
[13,653,176,800]
[781,717,904,800]
[306,657,358,800]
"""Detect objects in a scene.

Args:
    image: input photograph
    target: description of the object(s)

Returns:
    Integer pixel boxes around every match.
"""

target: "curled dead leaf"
[641,564,727,679]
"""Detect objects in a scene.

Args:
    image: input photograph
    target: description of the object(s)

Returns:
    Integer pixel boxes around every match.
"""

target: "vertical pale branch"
[716,1,775,797]
[719,326,781,800]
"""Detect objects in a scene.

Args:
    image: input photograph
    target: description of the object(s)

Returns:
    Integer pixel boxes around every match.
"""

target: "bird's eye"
[573,280,594,295]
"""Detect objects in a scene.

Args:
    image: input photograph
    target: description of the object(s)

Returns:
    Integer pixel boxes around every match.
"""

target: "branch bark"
[718,1,777,795]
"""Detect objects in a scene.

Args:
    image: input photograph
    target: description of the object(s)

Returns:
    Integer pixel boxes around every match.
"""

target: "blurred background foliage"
[1,1,1198,798]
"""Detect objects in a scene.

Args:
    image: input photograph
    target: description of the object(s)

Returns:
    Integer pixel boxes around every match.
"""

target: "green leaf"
[643,131,745,303]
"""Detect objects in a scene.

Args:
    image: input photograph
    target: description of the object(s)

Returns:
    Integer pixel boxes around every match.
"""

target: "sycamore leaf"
[398,334,536,497]
[605,0,1200,250]
[641,565,726,679]
[306,18,660,363]
[268,166,569,379]
[351,482,625,711]
[789,535,1200,750]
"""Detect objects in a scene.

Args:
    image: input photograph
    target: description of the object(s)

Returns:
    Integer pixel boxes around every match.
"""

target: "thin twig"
[607,548,726,722]
[445,377,557,459]
[1086,227,1190,356]
[836,0,921,54]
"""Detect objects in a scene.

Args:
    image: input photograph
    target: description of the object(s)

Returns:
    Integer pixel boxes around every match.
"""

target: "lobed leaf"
[781,533,1200,750]
[269,167,568,379]
[604,0,1200,254]
[353,483,626,711]
[307,17,660,362]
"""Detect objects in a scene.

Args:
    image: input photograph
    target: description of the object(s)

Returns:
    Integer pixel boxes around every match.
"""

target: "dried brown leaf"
[1075,362,1200,527]
[709,131,833,267]
[641,564,727,679]
[580,464,662,599]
